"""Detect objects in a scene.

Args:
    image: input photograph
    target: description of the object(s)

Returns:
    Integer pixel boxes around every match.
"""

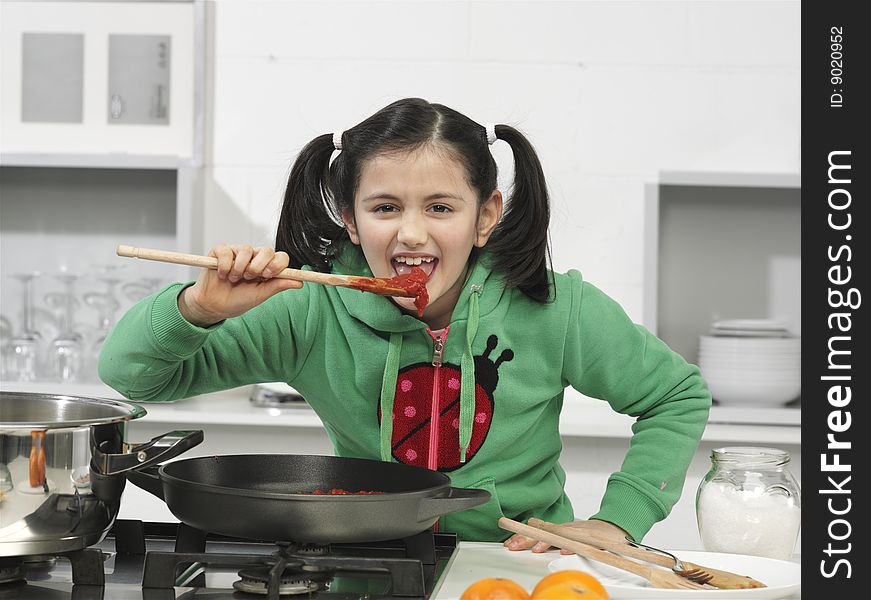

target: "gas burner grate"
[0,560,24,585]
[143,548,427,600]
[0,548,105,587]
[134,523,457,599]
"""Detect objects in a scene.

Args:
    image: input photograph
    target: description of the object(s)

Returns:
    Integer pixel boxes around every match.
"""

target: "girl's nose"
[396,214,427,247]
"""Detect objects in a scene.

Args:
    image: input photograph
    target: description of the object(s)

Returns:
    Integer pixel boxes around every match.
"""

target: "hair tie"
[332,131,343,151]
[485,123,497,145]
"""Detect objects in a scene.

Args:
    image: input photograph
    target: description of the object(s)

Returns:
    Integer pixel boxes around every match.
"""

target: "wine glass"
[46,272,85,382]
[1,272,43,382]
[0,315,12,346]
[121,277,165,303]
[83,265,125,380]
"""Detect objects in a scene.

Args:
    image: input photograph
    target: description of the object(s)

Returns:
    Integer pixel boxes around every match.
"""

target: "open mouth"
[392,256,437,280]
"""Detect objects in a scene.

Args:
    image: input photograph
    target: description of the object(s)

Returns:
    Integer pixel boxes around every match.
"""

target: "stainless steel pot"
[0,391,202,557]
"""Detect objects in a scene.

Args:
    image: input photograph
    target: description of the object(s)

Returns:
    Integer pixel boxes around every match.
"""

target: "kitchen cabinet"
[0,0,203,159]
[0,163,204,386]
[0,1,206,387]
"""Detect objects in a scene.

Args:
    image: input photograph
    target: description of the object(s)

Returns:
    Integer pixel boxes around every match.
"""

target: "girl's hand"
[178,244,303,326]
[503,518,629,553]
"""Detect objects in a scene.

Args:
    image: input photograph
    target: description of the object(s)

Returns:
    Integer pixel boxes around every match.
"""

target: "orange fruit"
[460,577,531,600]
[531,570,609,599]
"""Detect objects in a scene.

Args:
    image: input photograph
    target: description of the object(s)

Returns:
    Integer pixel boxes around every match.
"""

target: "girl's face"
[344,146,502,329]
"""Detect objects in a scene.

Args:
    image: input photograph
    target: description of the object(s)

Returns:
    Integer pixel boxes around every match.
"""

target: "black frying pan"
[126,454,490,543]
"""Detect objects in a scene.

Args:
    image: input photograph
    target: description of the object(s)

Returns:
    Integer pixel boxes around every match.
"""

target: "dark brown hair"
[276,97,553,302]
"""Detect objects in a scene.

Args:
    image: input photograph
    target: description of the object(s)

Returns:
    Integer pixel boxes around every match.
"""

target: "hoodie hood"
[331,243,504,462]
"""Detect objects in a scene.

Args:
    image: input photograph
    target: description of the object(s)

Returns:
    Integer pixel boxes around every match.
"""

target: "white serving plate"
[698,359,801,370]
[698,349,801,360]
[549,550,800,599]
[712,319,789,332]
[699,358,801,368]
[709,330,790,338]
[699,346,801,356]
[699,337,801,351]
[700,368,801,381]
[704,378,800,405]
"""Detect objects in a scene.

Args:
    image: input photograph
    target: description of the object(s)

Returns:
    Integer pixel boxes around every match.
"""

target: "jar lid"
[712,446,790,466]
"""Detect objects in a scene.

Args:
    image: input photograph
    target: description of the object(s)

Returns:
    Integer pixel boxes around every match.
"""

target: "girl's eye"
[429,204,452,213]
[373,205,398,213]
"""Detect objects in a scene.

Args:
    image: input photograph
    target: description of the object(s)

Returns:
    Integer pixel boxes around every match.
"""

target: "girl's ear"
[475,190,503,247]
[342,209,360,245]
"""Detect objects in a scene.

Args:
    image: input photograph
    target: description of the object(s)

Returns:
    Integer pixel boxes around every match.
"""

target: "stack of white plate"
[699,320,800,406]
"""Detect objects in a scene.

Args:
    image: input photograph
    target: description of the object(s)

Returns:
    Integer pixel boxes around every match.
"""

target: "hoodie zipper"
[427,327,448,533]
[426,327,448,471]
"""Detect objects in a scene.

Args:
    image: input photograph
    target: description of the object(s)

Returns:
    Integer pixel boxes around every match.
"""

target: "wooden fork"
[527,518,766,589]
[498,518,707,591]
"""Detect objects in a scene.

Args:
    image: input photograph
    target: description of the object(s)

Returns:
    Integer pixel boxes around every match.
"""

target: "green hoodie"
[99,246,710,542]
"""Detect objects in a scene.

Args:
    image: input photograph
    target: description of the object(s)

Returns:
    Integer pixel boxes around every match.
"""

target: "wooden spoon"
[116,245,428,304]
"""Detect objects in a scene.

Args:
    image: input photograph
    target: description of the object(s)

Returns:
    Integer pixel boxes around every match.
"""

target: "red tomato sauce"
[350,267,429,317]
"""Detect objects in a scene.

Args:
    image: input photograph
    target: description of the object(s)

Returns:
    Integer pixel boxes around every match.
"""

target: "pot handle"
[417,487,491,521]
[125,465,164,500]
[92,430,204,476]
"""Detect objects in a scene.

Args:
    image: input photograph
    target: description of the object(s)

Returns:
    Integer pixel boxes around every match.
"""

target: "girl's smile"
[392,254,436,277]
[344,146,501,328]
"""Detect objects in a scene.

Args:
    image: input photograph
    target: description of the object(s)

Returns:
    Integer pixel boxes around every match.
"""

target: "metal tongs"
[499,518,767,590]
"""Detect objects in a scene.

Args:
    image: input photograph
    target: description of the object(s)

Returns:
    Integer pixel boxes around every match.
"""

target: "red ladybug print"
[381,335,513,471]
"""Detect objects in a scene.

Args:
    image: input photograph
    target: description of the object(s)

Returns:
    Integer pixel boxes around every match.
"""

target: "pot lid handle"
[92,430,204,475]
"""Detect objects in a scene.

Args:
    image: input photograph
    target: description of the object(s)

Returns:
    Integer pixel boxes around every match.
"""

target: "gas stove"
[0,520,458,599]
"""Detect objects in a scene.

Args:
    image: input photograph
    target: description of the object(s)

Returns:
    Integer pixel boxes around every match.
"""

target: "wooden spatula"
[116,245,422,299]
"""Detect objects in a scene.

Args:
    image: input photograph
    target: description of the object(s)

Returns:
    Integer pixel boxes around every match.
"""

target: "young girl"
[99,97,711,550]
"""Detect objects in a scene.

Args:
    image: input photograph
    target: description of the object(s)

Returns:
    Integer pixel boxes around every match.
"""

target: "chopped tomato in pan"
[309,488,385,495]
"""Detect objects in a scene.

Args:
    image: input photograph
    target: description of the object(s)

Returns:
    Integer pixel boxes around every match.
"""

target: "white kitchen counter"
[2,380,803,555]
[3,381,800,444]
[432,543,801,599]
[433,543,554,599]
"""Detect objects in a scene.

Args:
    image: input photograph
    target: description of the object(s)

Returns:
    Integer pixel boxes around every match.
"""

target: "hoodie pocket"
[440,476,507,542]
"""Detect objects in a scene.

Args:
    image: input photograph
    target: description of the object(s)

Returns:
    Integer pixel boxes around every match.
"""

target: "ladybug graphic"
[380,334,514,471]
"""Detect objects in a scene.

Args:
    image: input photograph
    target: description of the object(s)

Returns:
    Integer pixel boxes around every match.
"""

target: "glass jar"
[696,446,801,560]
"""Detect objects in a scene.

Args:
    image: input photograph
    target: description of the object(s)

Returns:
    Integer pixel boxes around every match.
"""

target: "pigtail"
[274,100,553,299]
[487,124,554,302]
[275,134,346,271]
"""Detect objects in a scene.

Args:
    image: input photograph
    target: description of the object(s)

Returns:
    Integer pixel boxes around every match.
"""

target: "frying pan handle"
[417,487,491,521]
[125,465,165,500]
[92,430,204,476]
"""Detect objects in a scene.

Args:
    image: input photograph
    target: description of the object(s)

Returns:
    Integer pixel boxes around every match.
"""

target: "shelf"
[644,173,802,358]
[0,162,202,325]
[707,403,800,426]
[658,171,800,189]
[1,380,125,401]
[560,391,799,444]
[1,152,194,170]
[0,381,325,429]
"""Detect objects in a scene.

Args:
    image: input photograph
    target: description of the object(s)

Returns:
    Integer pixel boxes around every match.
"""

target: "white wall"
[200,3,801,551]
[203,0,800,324]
